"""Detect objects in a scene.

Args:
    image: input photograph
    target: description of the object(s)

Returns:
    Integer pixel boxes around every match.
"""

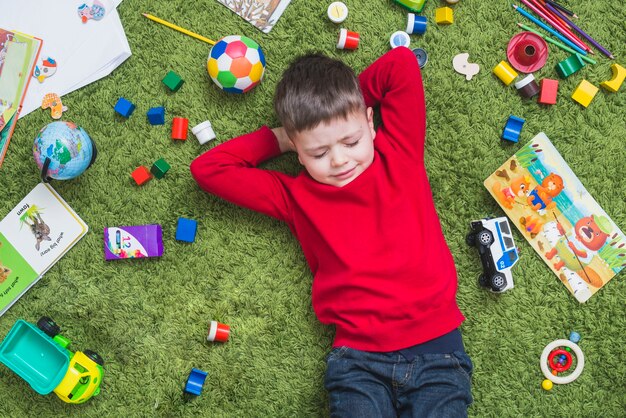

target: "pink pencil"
[521,0,590,53]
[532,0,591,53]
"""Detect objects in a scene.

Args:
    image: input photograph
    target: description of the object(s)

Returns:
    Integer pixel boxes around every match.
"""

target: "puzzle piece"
[453,53,480,81]
[33,57,57,83]
[41,93,67,119]
[78,0,108,23]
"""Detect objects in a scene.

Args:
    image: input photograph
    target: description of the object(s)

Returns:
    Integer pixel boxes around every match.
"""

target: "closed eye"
[345,140,360,147]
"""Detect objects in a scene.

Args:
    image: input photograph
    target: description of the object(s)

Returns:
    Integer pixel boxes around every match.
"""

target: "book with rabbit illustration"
[484,132,625,303]
[0,183,87,315]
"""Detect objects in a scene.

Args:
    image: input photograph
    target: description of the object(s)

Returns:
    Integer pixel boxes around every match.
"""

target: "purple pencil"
[544,2,614,59]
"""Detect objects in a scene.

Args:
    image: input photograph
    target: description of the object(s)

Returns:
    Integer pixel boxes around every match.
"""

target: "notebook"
[0,29,42,167]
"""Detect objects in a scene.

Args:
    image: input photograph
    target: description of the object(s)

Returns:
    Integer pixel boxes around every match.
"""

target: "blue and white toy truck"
[466,216,519,293]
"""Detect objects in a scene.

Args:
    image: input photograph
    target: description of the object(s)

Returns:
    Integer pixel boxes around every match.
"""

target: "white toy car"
[466,217,519,292]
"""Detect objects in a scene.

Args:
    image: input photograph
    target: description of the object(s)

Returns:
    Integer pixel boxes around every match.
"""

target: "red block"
[538,78,559,105]
[131,166,153,185]
[172,117,189,140]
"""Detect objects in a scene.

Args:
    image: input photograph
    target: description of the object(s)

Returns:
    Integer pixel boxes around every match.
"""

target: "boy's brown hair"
[274,53,365,137]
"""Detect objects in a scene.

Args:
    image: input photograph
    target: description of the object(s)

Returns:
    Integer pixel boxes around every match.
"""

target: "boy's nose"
[330,150,348,167]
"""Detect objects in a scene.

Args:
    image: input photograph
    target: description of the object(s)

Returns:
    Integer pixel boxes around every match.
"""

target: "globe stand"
[41,157,52,183]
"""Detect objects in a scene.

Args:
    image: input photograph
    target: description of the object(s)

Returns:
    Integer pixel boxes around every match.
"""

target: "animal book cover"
[216,0,291,33]
[484,132,625,303]
[0,183,88,315]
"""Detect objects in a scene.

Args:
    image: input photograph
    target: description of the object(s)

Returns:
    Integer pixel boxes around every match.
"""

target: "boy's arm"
[358,46,426,162]
[190,126,292,223]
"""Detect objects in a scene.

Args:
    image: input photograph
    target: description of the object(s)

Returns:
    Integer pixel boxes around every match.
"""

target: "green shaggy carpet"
[1,0,625,416]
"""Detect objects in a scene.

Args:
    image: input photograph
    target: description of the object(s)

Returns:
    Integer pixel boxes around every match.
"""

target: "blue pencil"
[512,4,587,56]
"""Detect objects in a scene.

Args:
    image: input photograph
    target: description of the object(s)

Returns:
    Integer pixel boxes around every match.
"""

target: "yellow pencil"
[142,13,216,45]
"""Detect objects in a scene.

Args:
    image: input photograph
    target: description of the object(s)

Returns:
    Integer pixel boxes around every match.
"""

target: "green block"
[151,158,171,179]
[555,55,585,78]
[162,71,184,92]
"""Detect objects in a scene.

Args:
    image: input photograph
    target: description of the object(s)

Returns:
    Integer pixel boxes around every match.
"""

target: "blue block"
[147,106,165,125]
[502,115,525,143]
[114,97,136,118]
[176,217,197,243]
[184,368,208,396]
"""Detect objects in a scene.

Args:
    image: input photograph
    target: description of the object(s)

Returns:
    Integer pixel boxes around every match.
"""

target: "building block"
[538,78,559,105]
[600,63,626,93]
[146,107,165,125]
[493,61,518,86]
[515,74,540,99]
[131,166,152,185]
[435,7,453,25]
[571,80,599,108]
[114,97,135,118]
[192,121,216,145]
[162,71,184,92]
[172,117,189,140]
[555,54,585,78]
[150,158,171,179]
[406,13,427,35]
[502,115,525,143]
[184,368,208,396]
[176,217,197,243]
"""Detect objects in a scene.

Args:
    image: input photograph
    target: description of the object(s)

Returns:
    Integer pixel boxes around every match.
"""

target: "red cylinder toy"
[207,320,230,342]
[337,29,359,50]
[171,117,188,140]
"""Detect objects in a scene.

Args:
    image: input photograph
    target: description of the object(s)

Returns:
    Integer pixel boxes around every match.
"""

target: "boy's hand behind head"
[272,127,296,153]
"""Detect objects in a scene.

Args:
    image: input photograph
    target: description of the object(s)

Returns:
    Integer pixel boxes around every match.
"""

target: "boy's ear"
[366,107,376,140]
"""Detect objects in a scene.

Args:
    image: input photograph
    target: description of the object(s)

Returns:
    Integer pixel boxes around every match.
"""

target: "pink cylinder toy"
[337,28,359,50]
[207,320,230,342]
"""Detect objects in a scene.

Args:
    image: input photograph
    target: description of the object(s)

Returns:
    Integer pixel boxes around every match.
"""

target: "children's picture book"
[0,29,42,167]
[217,0,292,33]
[485,132,625,303]
[0,183,88,316]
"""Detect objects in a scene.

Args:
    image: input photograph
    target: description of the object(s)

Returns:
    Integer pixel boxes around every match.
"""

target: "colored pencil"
[544,3,614,59]
[521,0,590,53]
[546,0,578,18]
[532,0,591,53]
[512,5,587,56]
[142,13,216,45]
[517,23,597,64]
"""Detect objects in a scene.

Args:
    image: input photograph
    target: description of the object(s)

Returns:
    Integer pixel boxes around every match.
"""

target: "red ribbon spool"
[507,32,549,73]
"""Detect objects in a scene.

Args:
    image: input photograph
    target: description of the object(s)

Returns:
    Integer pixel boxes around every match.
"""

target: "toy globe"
[207,35,266,94]
[33,121,97,181]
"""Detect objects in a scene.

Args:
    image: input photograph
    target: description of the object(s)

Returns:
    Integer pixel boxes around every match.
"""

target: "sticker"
[33,57,57,83]
[41,93,68,119]
[78,0,107,23]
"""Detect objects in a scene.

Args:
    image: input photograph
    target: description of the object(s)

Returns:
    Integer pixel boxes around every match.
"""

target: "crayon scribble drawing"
[217,0,291,33]
[484,132,625,303]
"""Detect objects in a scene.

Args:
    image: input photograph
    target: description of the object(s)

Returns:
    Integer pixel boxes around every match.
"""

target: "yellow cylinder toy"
[493,61,519,86]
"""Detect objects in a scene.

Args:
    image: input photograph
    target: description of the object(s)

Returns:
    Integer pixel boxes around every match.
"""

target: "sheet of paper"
[0,0,130,118]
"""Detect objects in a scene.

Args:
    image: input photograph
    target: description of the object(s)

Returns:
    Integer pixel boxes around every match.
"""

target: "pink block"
[538,78,559,105]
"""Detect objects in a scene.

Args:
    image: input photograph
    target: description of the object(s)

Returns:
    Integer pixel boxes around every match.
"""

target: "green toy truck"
[0,317,104,404]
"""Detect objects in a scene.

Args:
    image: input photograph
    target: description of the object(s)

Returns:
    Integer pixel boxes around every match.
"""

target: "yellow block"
[571,80,599,108]
[493,61,518,86]
[435,7,454,25]
[600,63,626,93]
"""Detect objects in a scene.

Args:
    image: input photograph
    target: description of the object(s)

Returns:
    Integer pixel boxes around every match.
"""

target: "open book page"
[484,133,625,303]
[0,183,88,315]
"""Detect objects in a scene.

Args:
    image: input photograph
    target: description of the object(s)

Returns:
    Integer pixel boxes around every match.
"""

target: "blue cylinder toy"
[406,13,427,35]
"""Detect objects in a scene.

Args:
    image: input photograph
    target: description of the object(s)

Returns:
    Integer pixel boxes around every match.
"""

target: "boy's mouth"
[333,166,356,179]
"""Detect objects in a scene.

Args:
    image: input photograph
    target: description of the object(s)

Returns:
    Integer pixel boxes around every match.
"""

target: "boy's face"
[290,108,376,188]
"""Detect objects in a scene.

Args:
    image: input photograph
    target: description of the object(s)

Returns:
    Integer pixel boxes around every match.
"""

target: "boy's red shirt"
[190,47,464,352]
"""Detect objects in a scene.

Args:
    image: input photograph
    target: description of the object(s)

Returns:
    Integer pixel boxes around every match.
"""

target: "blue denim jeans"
[324,347,473,417]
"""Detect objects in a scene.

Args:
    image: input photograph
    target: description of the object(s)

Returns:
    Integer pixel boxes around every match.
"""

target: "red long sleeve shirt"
[190,47,464,352]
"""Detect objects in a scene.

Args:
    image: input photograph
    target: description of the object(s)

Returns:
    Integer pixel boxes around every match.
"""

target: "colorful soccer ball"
[207,35,266,94]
